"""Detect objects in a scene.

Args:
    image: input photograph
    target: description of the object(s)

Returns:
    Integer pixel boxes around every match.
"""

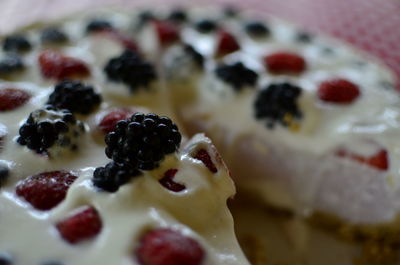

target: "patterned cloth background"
[0,0,399,88]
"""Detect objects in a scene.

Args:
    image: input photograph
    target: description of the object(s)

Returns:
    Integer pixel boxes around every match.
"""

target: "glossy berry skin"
[136,228,205,265]
[47,80,102,115]
[159,169,185,192]
[98,108,136,134]
[215,62,258,91]
[93,161,140,192]
[317,79,360,104]
[56,206,102,244]
[216,31,240,56]
[0,88,30,112]
[264,52,306,75]
[337,149,389,171]
[194,149,217,173]
[3,34,32,52]
[38,50,90,80]
[153,20,180,46]
[16,171,77,211]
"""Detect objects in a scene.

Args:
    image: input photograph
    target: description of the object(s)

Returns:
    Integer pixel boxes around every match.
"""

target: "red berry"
[98,108,136,134]
[159,169,185,192]
[16,171,77,211]
[136,228,205,265]
[216,30,240,56]
[153,21,180,46]
[38,50,90,80]
[337,149,389,171]
[0,88,30,112]
[264,52,306,75]
[194,149,218,173]
[56,206,102,244]
[318,79,360,103]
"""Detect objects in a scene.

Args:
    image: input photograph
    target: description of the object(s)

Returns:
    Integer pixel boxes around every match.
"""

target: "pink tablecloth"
[0,0,399,88]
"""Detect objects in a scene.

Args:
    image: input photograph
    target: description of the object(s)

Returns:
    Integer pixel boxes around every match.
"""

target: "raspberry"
[98,108,136,134]
[153,20,180,46]
[0,88,30,112]
[337,149,389,171]
[135,228,205,265]
[56,206,102,244]
[159,169,185,192]
[105,113,181,171]
[38,50,90,80]
[216,31,240,56]
[93,161,140,192]
[195,19,217,33]
[41,27,68,44]
[2,34,32,52]
[47,80,102,115]
[215,62,258,91]
[16,171,77,211]
[194,149,217,173]
[317,79,360,104]
[264,52,306,75]
[104,50,156,92]
[17,105,85,156]
[254,82,303,128]
[0,54,25,76]
[86,19,113,33]
[245,21,270,38]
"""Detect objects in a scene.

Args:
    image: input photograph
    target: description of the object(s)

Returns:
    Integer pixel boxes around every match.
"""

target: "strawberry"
[216,30,240,56]
[38,50,90,80]
[193,149,218,173]
[0,88,30,112]
[318,79,360,103]
[264,52,306,75]
[16,171,77,210]
[56,206,102,244]
[98,108,136,134]
[159,169,185,192]
[337,149,389,171]
[153,20,180,46]
[136,228,205,265]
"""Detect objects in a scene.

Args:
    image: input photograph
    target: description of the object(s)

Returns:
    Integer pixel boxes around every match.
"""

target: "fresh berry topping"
[17,105,85,156]
[104,50,156,92]
[195,19,217,33]
[0,164,9,186]
[0,253,13,265]
[264,52,306,75]
[153,21,180,46]
[98,108,136,134]
[56,206,102,244]
[224,5,239,17]
[184,45,204,68]
[16,171,77,211]
[38,50,90,80]
[105,113,181,171]
[254,83,303,128]
[86,19,113,33]
[93,161,140,192]
[41,27,68,44]
[136,228,205,265]
[3,34,32,52]
[164,45,204,80]
[296,32,313,43]
[0,54,25,76]
[0,88,30,112]
[216,31,240,56]
[47,80,102,115]
[136,11,155,30]
[215,62,258,91]
[245,22,270,38]
[159,169,185,192]
[337,149,389,171]
[194,149,217,173]
[168,8,188,23]
[317,79,360,104]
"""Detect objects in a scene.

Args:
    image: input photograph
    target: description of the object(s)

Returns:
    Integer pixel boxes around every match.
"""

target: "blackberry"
[215,62,258,91]
[223,5,239,17]
[245,22,270,38]
[0,54,24,76]
[104,50,156,92]
[296,32,313,43]
[3,34,32,52]
[0,164,9,186]
[17,105,85,156]
[168,8,188,23]
[195,19,218,33]
[105,113,181,170]
[164,44,204,80]
[184,45,204,67]
[86,19,113,33]
[254,82,303,128]
[41,27,68,44]
[93,161,140,192]
[135,10,155,30]
[47,80,102,115]
[0,253,12,265]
